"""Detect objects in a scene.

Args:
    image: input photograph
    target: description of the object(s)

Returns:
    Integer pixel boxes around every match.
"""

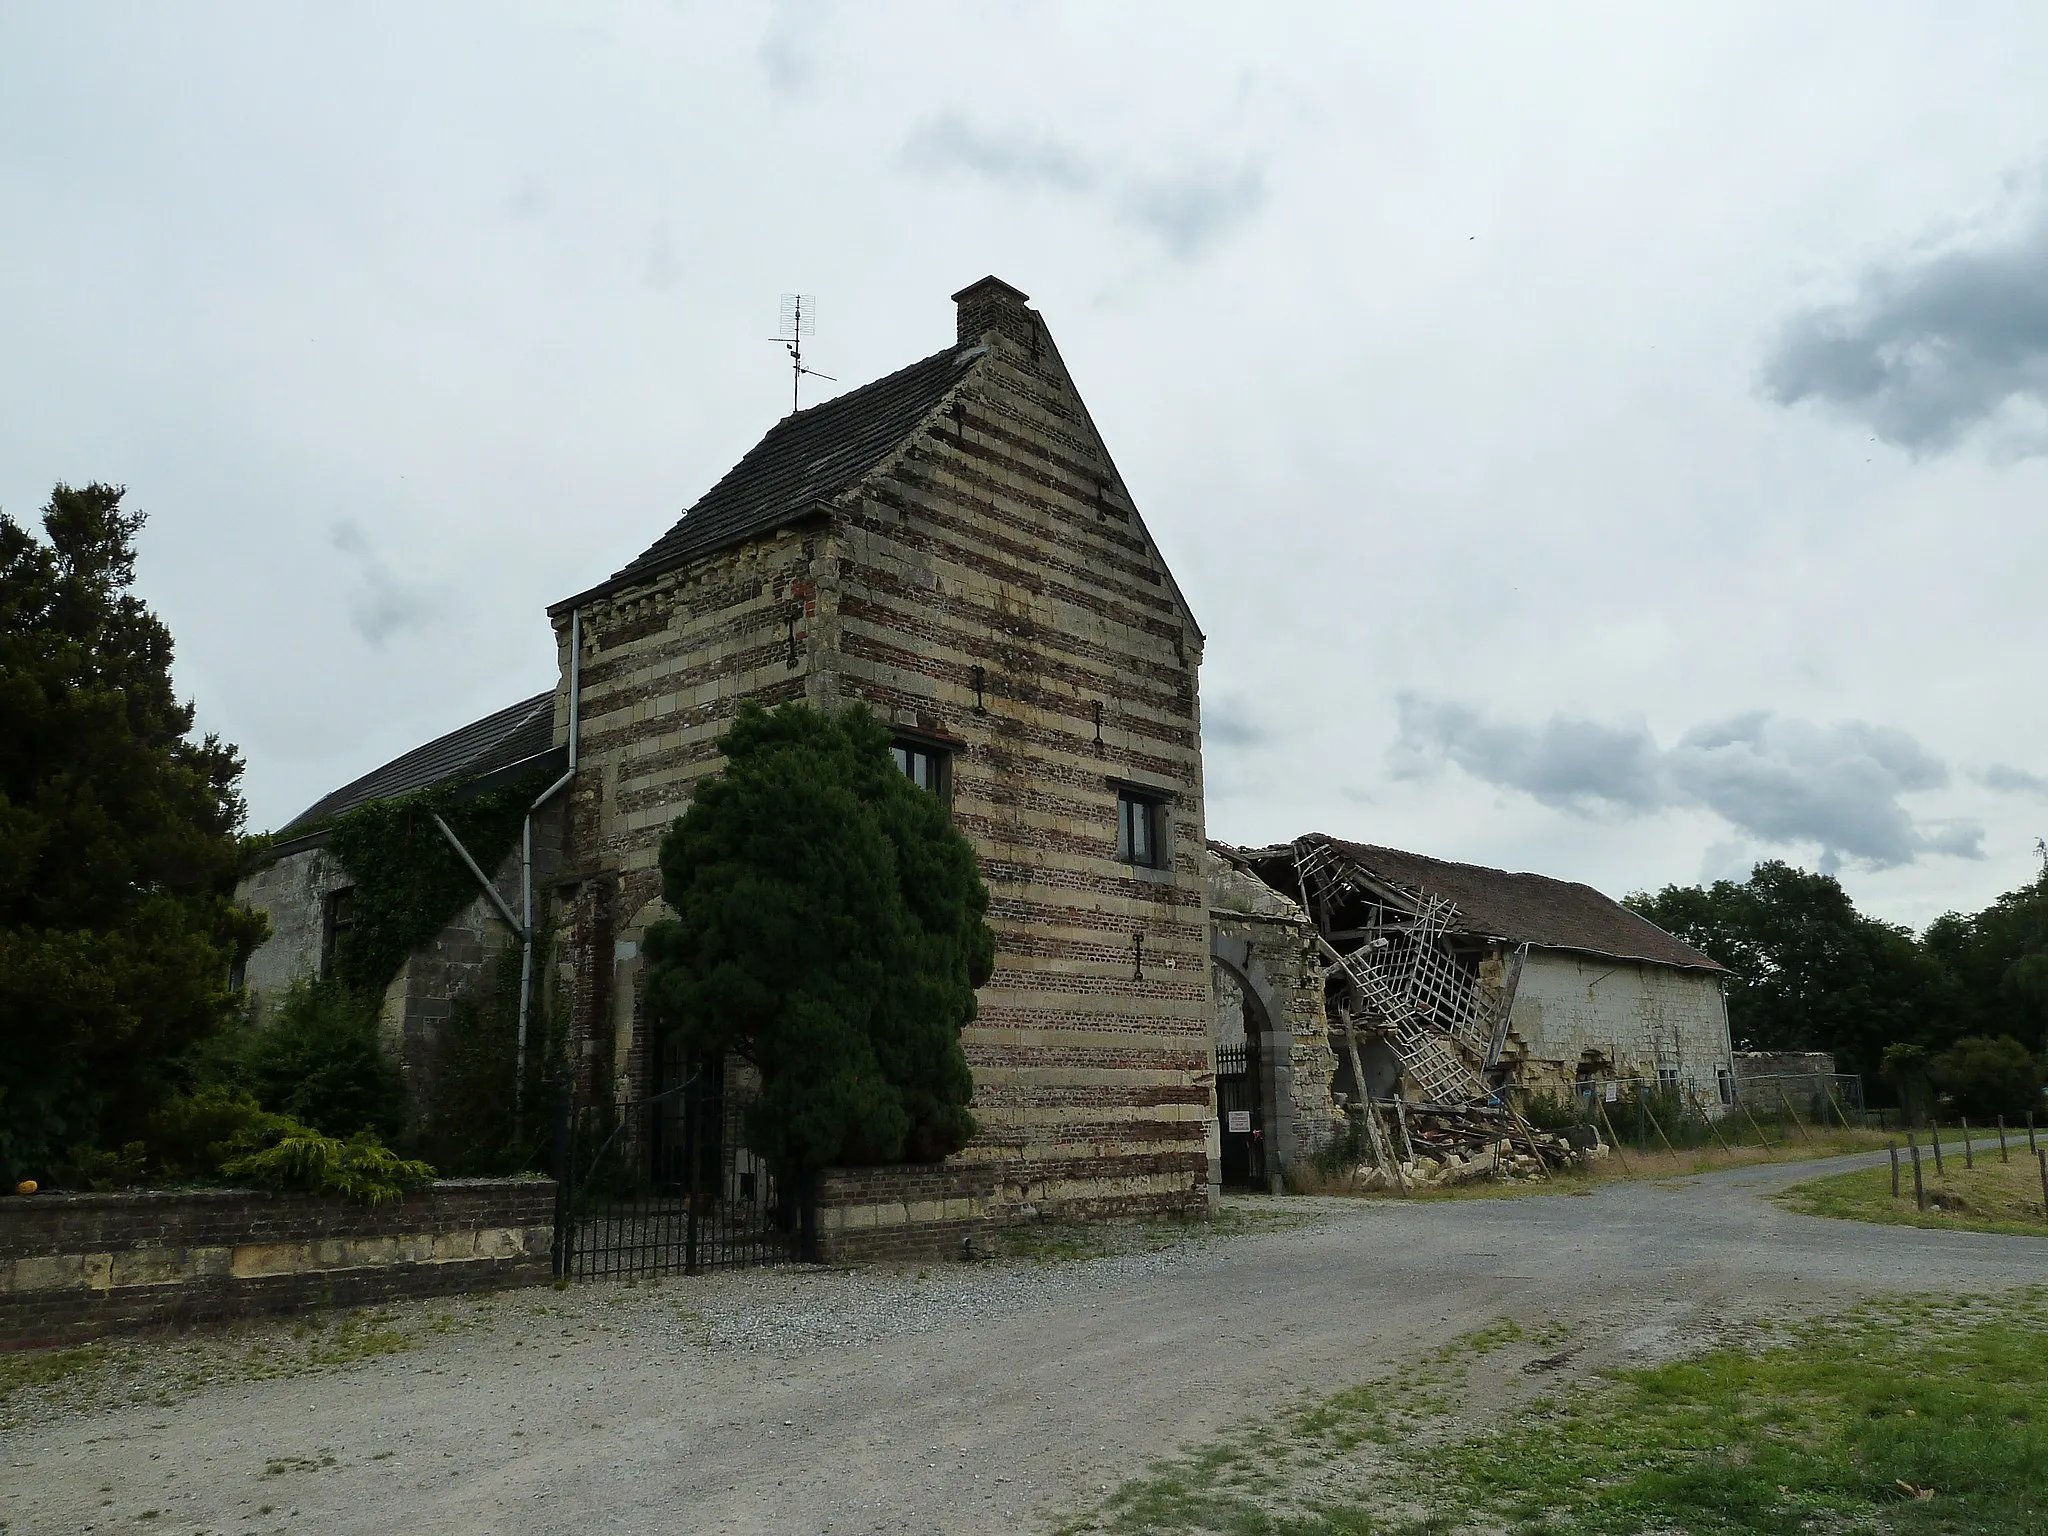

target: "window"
[1117,788,1167,869]
[891,740,949,799]
[321,887,356,979]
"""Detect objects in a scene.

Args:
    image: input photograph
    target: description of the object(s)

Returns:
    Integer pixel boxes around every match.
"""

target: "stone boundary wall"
[0,1179,555,1350]
[812,1156,1204,1264]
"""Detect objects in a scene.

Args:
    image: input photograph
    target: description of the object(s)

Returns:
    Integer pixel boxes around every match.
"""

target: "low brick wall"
[812,1163,1007,1264]
[0,1178,556,1350]
[810,1155,1208,1264]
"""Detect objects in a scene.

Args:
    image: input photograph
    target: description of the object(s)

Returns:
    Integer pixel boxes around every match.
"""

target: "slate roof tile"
[281,690,560,834]
[554,342,986,611]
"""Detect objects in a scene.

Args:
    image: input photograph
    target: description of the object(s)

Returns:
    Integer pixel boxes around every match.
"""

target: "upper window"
[892,740,949,799]
[1117,788,1167,869]
[320,886,357,978]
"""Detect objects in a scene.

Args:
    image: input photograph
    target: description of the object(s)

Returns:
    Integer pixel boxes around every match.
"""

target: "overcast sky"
[6,3,2048,930]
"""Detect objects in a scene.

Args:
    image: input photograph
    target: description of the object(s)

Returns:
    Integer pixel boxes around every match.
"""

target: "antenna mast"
[772,293,835,413]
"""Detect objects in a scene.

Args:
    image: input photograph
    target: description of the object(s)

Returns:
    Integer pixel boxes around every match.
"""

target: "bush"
[248,980,406,1140]
[1931,1035,2044,1123]
[220,1130,434,1205]
[413,938,563,1176]
[143,1084,299,1179]
[1520,1090,1586,1133]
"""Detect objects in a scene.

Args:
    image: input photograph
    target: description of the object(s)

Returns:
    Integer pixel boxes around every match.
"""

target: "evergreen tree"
[1626,861,1932,1078]
[641,702,994,1173]
[0,484,266,1178]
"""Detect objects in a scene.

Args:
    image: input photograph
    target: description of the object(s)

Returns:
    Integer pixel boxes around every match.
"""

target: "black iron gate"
[1216,1040,1266,1189]
[551,1049,799,1280]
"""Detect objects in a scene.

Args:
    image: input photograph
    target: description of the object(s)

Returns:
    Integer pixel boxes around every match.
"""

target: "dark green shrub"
[143,1084,299,1179]
[247,980,405,1140]
[1520,1089,1586,1133]
[413,937,564,1176]
[1931,1035,2045,1123]
[220,1130,434,1204]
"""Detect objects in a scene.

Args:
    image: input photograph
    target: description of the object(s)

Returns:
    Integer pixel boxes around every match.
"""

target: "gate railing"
[550,1062,800,1281]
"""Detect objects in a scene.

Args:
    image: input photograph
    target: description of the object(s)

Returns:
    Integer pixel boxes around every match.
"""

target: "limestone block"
[109,1246,190,1288]
[231,1243,304,1280]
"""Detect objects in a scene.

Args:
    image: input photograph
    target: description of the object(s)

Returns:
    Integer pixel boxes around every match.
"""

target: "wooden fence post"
[1910,1133,1925,1212]
[1963,1118,1974,1171]
[1930,1121,1945,1177]
[1890,1143,1900,1200]
[1999,1117,2010,1164]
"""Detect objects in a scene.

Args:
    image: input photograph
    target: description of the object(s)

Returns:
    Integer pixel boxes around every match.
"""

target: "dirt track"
[8,1148,2046,1535]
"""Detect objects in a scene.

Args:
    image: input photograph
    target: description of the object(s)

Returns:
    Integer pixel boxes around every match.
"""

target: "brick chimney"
[952,276,1033,347]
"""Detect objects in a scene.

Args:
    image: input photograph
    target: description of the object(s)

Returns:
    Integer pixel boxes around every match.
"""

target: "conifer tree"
[0,484,266,1178]
[642,702,994,1173]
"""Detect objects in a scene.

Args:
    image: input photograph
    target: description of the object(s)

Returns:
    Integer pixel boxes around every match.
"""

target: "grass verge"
[1780,1151,2048,1237]
[1059,1288,2048,1534]
[1296,1127,1902,1203]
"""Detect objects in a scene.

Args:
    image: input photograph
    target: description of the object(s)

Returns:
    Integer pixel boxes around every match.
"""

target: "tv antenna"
[772,293,835,414]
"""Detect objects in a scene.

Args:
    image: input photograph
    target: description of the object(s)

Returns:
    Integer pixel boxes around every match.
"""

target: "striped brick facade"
[547,278,1211,1219]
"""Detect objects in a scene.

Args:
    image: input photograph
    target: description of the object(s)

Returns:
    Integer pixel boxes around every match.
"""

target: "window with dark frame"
[891,739,950,800]
[320,887,356,979]
[1117,787,1167,869]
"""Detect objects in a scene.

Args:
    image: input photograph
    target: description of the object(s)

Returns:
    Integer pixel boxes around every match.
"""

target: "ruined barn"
[1210,836,1733,1184]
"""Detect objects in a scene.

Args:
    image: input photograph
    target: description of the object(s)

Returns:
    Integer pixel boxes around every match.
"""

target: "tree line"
[1627,860,2048,1121]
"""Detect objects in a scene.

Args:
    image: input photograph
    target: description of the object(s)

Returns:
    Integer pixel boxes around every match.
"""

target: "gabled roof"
[1242,835,1725,972]
[278,691,562,838]
[552,342,987,613]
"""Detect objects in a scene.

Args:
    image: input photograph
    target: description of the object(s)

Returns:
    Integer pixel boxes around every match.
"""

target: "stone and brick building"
[240,277,1215,1223]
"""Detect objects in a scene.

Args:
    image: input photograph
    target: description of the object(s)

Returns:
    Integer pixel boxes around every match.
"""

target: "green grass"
[1780,1151,2048,1238]
[1060,1289,2048,1534]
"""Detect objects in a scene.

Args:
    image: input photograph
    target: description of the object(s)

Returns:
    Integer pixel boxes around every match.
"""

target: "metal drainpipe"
[516,607,581,1134]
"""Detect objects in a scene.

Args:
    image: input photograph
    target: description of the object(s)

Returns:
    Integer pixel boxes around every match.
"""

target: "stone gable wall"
[549,289,1212,1223]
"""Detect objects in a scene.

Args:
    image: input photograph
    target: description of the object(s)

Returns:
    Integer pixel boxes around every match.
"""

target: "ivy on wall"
[320,769,553,1001]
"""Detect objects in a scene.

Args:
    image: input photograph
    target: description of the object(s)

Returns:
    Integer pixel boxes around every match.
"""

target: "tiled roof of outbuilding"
[552,342,987,613]
[279,690,560,836]
[1240,835,1725,972]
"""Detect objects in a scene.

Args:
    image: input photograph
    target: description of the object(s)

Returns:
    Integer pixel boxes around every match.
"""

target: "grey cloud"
[1394,693,1982,869]
[902,114,1096,194]
[1203,693,1270,750]
[1762,173,2048,455]
[1390,695,1663,811]
[1982,762,2048,798]
[901,114,1264,260]
[331,522,443,646]
[1118,161,1265,260]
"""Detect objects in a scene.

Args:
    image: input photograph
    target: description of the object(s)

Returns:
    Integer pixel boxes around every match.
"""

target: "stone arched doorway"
[1211,954,1273,1190]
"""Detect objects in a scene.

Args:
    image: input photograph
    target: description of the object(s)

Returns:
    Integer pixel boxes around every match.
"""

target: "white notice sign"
[1226,1110,1252,1134]
[1604,1082,1619,1102]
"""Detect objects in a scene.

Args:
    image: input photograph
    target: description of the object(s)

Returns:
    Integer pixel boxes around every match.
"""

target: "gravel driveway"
[9,1149,2046,1535]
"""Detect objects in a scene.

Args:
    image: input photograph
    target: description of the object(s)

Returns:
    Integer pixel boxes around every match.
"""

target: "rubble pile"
[1338,1099,1606,1191]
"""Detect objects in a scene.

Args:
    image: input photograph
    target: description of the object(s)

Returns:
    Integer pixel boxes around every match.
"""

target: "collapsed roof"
[1230,834,1723,972]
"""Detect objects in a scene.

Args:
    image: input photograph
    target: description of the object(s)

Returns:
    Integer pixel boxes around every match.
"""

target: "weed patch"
[1061,1289,2048,1534]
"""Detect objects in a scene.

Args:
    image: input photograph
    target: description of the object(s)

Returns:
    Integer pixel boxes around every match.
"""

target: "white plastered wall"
[1502,951,1733,1107]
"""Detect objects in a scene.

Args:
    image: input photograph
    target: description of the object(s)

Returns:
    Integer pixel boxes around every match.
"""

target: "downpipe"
[516,607,581,1138]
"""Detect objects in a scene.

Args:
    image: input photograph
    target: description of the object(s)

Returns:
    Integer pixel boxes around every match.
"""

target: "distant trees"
[0,485,268,1181]
[1628,860,2048,1114]
[642,702,995,1175]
